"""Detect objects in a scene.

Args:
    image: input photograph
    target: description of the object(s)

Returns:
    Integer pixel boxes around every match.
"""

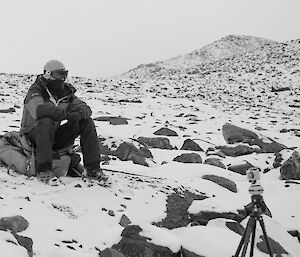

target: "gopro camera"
[246,167,261,183]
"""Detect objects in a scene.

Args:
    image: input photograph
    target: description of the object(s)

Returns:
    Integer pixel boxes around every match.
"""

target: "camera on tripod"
[246,167,264,196]
[233,167,273,257]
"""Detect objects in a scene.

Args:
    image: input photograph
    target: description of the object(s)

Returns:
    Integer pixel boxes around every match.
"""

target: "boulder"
[94,116,130,125]
[181,247,205,257]
[114,142,149,166]
[173,153,202,164]
[0,231,29,257]
[100,248,126,257]
[228,221,289,256]
[112,225,179,257]
[154,128,178,136]
[13,234,33,257]
[280,151,300,180]
[0,216,33,257]
[205,147,226,158]
[218,145,261,157]
[0,215,29,233]
[95,137,152,167]
[110,118,128,125]
[203,158,226,169]
[138,137,174,150]
[222,123,286,153]
[154,190,207,229]
[222,123,258,144]
[202,174,238,193]
[180,139,203,151]
[119,214,131,227]
[228,162,254,175]
[0,107,16,113]
[189,211,244,226]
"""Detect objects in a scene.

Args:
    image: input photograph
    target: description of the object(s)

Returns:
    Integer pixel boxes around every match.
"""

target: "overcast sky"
[0,0,299,78]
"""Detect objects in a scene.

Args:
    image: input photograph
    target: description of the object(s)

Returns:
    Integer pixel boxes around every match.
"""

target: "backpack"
[0,131,80,177]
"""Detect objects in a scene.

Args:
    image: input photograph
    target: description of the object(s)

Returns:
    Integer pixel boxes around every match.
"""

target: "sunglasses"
[50,69,68,80]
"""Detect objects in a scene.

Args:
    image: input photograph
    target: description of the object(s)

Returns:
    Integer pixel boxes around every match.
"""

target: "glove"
[36,103,66,122]
[66,112,82,122]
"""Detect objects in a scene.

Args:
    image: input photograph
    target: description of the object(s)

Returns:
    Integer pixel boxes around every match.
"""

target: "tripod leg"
[249,218,257,257]
[233,217,252,257]
[241,217,255,257]
[258,217,273,257]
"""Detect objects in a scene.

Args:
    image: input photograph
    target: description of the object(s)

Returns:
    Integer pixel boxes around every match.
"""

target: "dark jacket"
[20,75,92,134]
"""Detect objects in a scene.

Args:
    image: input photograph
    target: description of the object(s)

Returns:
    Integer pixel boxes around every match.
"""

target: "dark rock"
[120,225,142,239]
[180,139,203,151]
[110,118,128,125]
[119,214,131,227]
[139,146,153,159]
[257,235,289,256]
[115,142,149,166]
[108,210,115,216]
[100,248,126,257]
[202,174,238,193]
[0,107,16,113]
[96,138,152,167]
[190,211,243,226]
[138,137,174,150]
[226,221,245,235]
[119,99,142,103]
[0,215,29,233]
[203,158,226,169]
[173,153,202,163]
[112,225,179,257]
[271,86,290,92]
[280,151,300,180]
[205,147,227,158]
[228,162,254,175]
[218,145,261,157]
[222,123,286,153]
[228,221,289,255]
[154,190,207,229]
[154,128,178,136]
[222,123,257,144]
[273,153,283,168]
[288,230,300,242]
[94,116,130,124]
[181,247,205,257]
[13,233,33,257]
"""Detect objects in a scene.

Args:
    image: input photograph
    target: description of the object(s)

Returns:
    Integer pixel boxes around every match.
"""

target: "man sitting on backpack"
[20,59,105,184]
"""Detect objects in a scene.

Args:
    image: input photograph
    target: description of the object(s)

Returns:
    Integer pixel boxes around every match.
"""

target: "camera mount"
[232,168,273,257]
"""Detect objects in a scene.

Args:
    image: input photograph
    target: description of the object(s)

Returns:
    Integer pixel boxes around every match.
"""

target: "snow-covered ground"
[0,72,300,257]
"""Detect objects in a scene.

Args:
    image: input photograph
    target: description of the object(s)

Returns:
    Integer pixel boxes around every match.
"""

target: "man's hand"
[66,112,82,122]
[36,103,66,121]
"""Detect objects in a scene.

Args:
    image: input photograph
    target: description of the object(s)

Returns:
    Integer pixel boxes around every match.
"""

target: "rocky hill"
[126,35,277,74]
[120,35,300,109]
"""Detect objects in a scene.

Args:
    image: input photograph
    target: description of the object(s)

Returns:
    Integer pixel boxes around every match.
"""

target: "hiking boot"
[37,170,61,186]
[84,167,107,181]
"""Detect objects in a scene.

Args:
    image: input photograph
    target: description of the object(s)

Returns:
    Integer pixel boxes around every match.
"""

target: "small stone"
[119,214,131,227]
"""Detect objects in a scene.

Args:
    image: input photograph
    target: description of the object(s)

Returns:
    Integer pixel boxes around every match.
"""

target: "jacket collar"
[35,75,75,97]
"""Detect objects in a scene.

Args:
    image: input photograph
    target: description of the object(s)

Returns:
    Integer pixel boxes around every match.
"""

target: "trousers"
[26,117,101,168]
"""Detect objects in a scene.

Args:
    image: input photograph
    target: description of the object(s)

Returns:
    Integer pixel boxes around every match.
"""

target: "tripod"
[233,194,273,257]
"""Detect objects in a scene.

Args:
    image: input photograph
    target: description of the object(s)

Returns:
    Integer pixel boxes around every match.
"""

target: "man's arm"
[67,96,92,119]
[25,90,66,121]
